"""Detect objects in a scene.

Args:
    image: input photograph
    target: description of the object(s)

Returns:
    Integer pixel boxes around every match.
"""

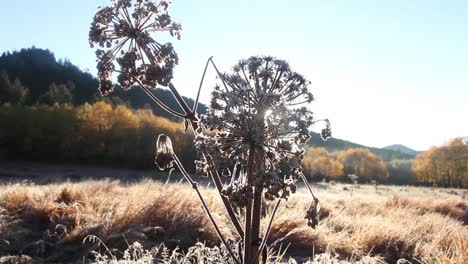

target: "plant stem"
[165,82,245,239]
[250,186,262,264]
[244,200,253,264]
[244,146,257,264]
[209,58,230,92]
[137,84,186,118]
[249,148,263,264]
[167,81,246,239]
[250,199,281,264]
[137,76,245,239]
[172,154,240,264]
[299,172,318,201]
[205,155,245,238]
[168,83,195,118]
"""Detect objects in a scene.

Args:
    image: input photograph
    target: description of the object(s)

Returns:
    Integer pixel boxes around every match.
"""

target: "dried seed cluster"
[89,0,181,95]
[196,56,331,207]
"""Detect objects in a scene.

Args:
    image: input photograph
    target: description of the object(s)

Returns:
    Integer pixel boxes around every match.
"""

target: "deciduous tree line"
[302,147,389,183]
[0,102,195,169]
[412,138,467,187]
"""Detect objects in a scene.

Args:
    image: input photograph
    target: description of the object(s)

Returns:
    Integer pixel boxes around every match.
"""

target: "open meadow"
[1,1,467,264]
[0,164,466,264]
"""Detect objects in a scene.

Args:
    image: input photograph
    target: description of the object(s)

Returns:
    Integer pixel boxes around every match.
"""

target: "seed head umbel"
[89,0,181,95]
[196,56,325,203]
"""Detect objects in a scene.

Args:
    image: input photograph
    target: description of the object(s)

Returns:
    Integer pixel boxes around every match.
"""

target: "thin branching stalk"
[143,53,246,239]
[172,154,240,264]
[137,76,246,239]
[251,199,282,264]
[209,59,230,92]
[168,83,194,117]
[300,172,318,201]
[137,83,186,118]
[250,149,264,263]
[243,146,256,264]
[193,56,213,113]
[204,155,245,238]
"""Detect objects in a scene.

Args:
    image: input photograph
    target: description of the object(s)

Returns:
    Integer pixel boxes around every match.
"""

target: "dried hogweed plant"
[89,1,331,263]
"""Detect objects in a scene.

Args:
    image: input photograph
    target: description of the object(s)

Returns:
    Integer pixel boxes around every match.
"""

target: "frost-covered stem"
[205,154,245,238]
[244,198,253,264]
[250,148,263,264]
[250,190,262,264]
[137,83,186,118]
[169,80,245,238]
[244,146,257,264]
[172,154,240,264]
[141,47,194,118]
[251,199,281,264]
[250,189,261,259]
[299,172,318,201]
[209,58,230,92]
[168,83,195,118]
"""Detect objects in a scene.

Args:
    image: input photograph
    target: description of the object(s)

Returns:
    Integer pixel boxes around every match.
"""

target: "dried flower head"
[321,119,332,140]
[155,134,174,170]
[305,198,320,228]
[197,56,325,203]
[89,0,181,95]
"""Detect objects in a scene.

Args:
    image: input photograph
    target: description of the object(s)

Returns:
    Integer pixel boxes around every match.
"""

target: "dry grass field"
[0,174,467,263]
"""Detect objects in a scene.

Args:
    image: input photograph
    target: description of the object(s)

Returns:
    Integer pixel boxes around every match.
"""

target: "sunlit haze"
[1,0,467,150]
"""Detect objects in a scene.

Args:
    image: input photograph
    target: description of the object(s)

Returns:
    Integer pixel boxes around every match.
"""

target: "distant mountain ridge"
[1,47,417,161]
[307,133,416,161]
[383,144,420,156]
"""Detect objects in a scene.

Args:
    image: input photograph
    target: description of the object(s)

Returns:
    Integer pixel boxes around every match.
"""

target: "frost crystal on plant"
[89,0,181,95]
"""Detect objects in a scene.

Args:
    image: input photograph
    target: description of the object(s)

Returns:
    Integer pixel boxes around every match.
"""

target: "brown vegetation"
[0,180,466,263]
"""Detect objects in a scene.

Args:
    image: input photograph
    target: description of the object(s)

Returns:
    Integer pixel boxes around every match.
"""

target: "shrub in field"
[88,1,330,263]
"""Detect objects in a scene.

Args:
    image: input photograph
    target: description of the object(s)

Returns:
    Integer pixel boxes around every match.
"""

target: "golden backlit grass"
[0,180,466,263]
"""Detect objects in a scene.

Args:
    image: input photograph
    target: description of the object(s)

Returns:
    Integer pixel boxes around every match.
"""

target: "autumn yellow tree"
[302,147,344,180]
[335,148,388,183]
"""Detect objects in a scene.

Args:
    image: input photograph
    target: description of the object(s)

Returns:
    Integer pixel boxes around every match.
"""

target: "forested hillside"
[6,47,466,186]
[0,47,205,119]
[0,48,413,159]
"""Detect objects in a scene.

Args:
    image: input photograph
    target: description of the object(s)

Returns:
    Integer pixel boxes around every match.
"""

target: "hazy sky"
[1,0,467,150]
